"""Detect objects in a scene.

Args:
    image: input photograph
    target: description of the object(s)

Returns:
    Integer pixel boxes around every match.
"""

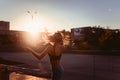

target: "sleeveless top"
[49,54,61,61]
[48,46,61,61]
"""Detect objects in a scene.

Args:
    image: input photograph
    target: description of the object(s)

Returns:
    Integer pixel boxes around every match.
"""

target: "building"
[0,21,10,30]
[71,26,91,41]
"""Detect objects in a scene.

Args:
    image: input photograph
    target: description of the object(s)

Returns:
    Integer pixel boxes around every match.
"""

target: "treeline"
[73,26,120,50]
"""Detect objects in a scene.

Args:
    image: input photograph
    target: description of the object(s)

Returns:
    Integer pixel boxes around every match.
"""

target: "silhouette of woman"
[26,32,64,80]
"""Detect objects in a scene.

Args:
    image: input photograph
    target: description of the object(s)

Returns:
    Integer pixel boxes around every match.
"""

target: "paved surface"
[0,52,120,80]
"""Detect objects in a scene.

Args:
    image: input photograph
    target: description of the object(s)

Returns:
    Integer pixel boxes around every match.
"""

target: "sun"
[25,22,41,34]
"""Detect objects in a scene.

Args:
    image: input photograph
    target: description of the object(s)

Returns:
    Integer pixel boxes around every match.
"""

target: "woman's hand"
[41,32,50,44]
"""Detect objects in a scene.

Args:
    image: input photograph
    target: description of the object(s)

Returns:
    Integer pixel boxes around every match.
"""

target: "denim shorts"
[52,66,64,80]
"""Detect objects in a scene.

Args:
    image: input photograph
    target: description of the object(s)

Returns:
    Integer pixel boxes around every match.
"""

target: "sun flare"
[25,23,41,34]
[11,12,58,34]
[12,13,45,33]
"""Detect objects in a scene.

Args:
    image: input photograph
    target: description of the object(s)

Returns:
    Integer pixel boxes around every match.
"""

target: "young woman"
[26,32,64,80]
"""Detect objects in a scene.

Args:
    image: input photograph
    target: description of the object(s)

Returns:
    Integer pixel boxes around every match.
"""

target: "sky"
[0,0,120,33]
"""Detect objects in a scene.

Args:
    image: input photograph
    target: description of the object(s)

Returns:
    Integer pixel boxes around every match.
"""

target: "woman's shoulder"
[47,43,54,50]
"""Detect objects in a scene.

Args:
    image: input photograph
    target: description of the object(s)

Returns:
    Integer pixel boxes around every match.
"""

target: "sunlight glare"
[10,72,49,80]
[12,13,45,33]
[23,31,41,47]
[11,12,59,34]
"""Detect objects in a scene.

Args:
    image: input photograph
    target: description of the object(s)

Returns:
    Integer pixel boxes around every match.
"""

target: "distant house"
[0,21,10,31]
[0,21,29,51]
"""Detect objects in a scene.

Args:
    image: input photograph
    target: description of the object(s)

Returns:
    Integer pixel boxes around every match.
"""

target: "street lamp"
[27,11,37,21]
[27,11,38,28]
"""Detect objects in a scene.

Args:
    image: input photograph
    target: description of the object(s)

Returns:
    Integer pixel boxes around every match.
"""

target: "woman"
[26,32,64,80]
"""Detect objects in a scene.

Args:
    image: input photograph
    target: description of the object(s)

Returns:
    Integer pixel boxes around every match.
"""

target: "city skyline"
[0,0,120,33]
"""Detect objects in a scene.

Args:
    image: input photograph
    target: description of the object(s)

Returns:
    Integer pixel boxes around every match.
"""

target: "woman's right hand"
[41,32,50,43]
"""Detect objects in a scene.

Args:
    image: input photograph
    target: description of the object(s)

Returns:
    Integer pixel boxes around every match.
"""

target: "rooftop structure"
[0,21,10,31]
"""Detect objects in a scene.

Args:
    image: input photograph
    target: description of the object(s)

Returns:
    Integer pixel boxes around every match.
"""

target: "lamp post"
[27,11,37,21]
[27,11,38,29]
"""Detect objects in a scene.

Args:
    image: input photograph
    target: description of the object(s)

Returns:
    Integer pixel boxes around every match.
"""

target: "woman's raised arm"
[27,44,52,60]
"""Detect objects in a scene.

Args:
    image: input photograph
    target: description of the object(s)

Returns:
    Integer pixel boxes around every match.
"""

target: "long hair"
[49,32,63,45]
